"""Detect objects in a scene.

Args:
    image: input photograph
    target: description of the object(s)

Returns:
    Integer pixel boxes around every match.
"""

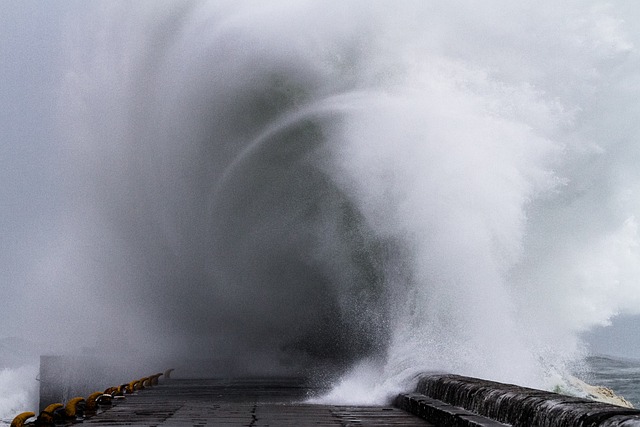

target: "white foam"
[0,366,38,425]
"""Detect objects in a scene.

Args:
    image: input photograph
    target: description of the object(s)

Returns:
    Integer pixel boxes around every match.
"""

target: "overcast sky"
[0,1,66,304]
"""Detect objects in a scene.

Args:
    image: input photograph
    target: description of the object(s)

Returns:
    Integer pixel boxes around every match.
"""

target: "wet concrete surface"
[82,378,433,426]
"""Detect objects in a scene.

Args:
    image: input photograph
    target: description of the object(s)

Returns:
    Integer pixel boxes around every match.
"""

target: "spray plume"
[14,0,640,405]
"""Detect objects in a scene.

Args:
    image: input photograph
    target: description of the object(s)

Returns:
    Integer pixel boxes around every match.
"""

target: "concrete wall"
[396,374,640,427]
[38,354,151,412]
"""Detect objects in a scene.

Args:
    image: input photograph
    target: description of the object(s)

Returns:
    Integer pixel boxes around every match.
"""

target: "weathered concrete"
[81,378,431,426]
[395,393,509,426]
[399,373,640,427]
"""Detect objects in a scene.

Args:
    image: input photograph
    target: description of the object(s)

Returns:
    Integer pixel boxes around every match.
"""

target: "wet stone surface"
[81,378,432,426]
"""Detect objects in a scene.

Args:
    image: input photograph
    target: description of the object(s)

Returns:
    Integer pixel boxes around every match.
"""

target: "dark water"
[585,355,640,408]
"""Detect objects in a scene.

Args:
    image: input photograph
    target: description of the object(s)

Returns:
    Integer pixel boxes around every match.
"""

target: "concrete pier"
[32,357,640,426]
[81,377,431,426]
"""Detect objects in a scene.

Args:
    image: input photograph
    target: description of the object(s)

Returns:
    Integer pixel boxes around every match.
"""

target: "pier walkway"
[82,377,432,426]
[28,357,640,426]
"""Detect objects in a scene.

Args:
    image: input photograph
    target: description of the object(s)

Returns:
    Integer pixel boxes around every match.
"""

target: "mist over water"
[5,0,640,414]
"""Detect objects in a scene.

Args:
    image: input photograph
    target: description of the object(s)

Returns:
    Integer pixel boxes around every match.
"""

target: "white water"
[4,1,640,414]
[0,366,38,425]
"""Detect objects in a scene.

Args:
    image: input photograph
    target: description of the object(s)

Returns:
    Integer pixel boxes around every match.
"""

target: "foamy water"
[0,366,38,426]
[585,355,640,408]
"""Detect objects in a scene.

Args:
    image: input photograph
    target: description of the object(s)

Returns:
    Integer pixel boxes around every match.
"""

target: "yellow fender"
[37,411,54,424]
[115,384,127,397]
[10,412,35,427]
[128,380,139,392]
[86,391,103,411]
[65,397,85,417]
[42,403,63,414]
[164,368,174,379]
[151,373,163,385]
[104,386,117,395]
[96,393,113,405]
[37,403,63,424]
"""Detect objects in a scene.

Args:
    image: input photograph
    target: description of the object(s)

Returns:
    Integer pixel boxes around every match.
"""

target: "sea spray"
[0,366,38,426]
[37,0,640,405]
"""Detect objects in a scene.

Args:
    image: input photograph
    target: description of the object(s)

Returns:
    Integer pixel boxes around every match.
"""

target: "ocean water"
[584,355,640,408]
